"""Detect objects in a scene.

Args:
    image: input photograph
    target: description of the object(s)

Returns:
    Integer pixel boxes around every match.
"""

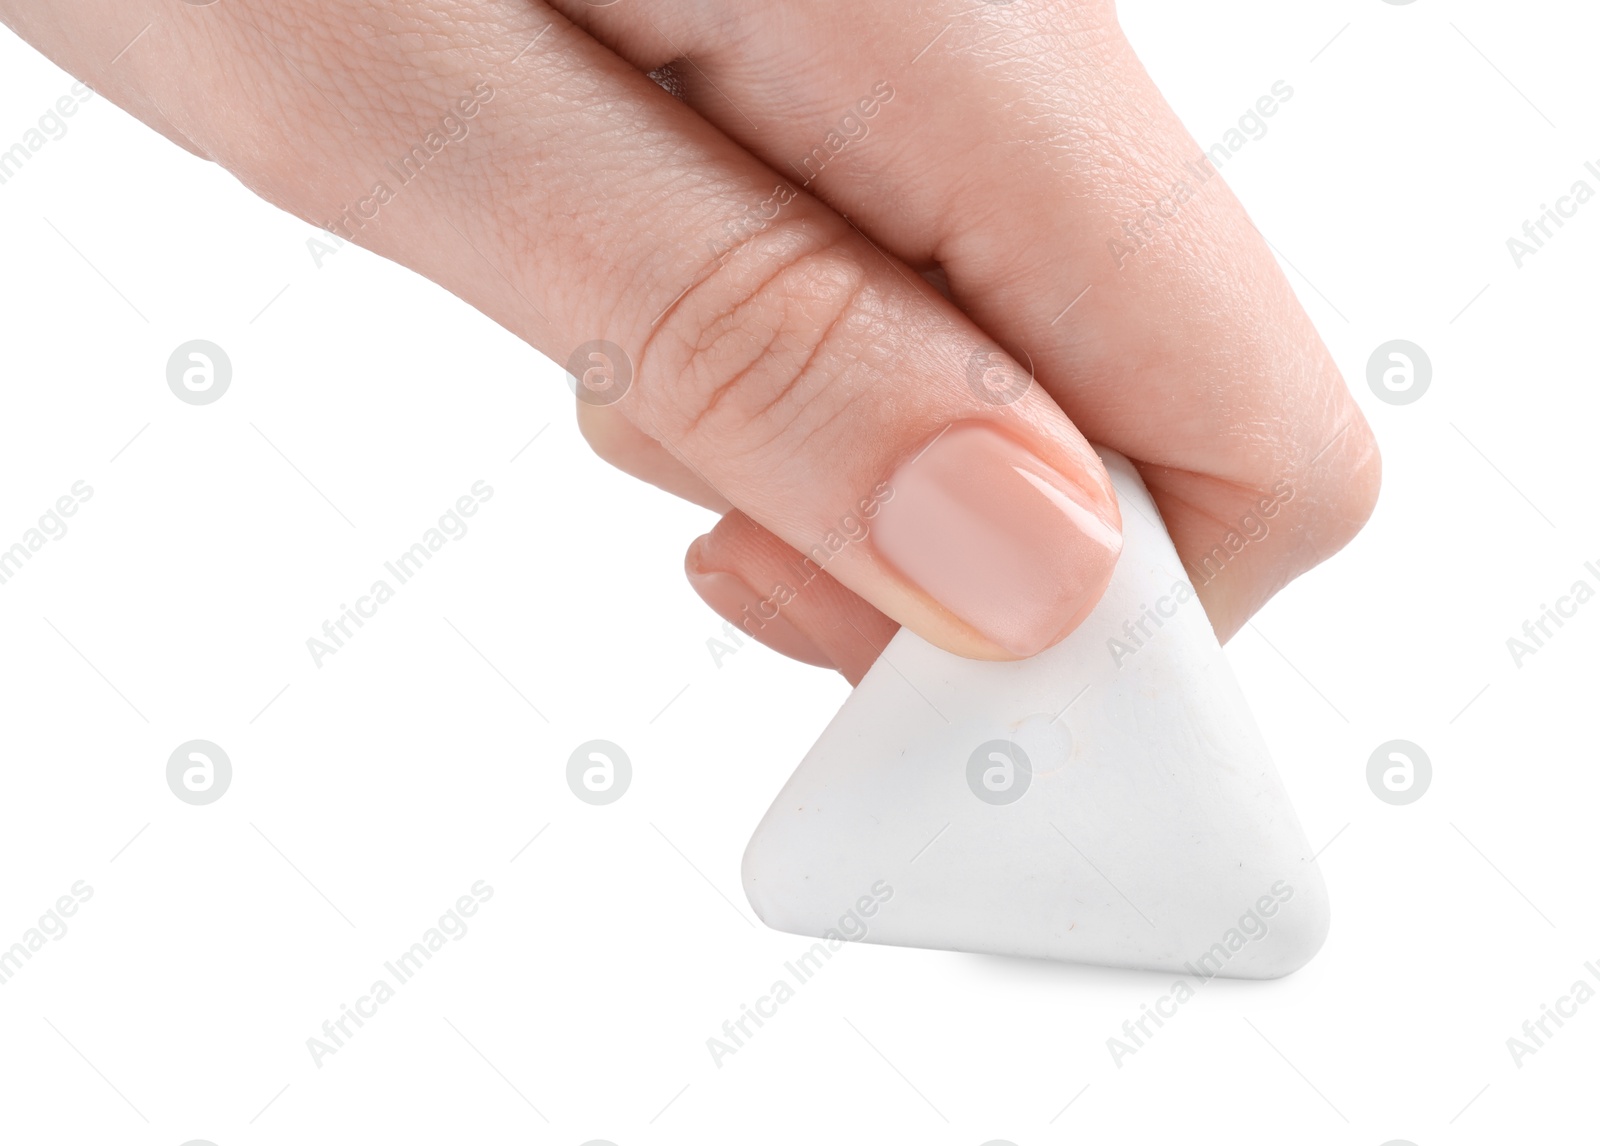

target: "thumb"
[601,214,1123,659]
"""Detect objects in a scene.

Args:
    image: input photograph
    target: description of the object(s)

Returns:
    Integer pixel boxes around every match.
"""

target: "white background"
[1,1,1597,1142]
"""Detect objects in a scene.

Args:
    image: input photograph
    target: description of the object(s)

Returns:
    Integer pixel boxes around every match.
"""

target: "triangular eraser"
[742,449,1329,979]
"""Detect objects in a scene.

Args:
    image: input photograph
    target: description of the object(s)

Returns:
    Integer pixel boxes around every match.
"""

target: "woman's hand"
[0,0,1379,681]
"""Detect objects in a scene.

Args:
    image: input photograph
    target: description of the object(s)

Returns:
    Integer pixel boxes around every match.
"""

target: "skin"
[1,0,1380,683]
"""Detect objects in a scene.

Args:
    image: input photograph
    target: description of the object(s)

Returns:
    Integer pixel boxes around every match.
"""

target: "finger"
[555,0,1381,641]
[687,511,896,685]
[6,0,1125,659]
[573,266,956,517]
[576,400,731,513]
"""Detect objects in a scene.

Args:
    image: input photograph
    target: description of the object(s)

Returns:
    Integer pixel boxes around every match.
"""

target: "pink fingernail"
[872,422,1122,657]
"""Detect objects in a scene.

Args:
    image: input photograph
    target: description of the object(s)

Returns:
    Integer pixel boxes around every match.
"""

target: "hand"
[2,0,1379,683]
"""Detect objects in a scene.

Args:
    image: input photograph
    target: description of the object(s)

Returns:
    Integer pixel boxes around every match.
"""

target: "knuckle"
[1313,418,1382,546]
[635,221,873,465]
[573,402,635,474]
[1269,412,1383,570]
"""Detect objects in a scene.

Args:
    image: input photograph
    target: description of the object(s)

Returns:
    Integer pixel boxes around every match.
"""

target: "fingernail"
[685,544,837,670]
[872,422,1122,657]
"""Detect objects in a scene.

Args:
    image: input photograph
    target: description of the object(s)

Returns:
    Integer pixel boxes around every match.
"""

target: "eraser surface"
[741,449,1329,979]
